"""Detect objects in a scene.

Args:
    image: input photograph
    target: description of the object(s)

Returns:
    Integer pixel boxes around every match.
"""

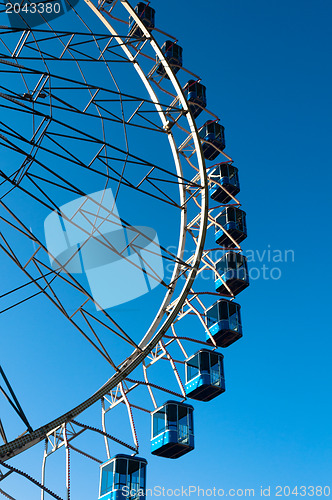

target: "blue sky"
[0,0,332,498]
[146,0,332,493]
[150,0,332,495]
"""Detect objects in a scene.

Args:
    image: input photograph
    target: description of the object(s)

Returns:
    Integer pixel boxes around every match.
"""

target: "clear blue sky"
[1,0,332,498]
[146,0,332,495]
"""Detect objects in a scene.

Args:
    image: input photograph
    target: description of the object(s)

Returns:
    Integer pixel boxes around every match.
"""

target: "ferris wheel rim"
[0,0,208,463]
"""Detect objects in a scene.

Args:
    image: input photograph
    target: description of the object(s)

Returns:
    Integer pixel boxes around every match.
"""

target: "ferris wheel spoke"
[0,198,187,314]
[70,419,137,452]
[0,0,215,488]
[0,215,142,356]
[0,289,43,315]
[1,110,197,202]
[31,261,140,352]
[31,257,78,313]
[1,200,175,320]
[0,367,33,435]
[0,487,16,500]
[0,250,123,364]
[79,308,138,358]
[1,462,64,500]
[2,132,184,209]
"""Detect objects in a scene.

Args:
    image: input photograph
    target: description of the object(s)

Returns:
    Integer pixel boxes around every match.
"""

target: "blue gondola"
[156,41,183,78]
[185,349,225,401]
[209,163,240,204]
[205,299,242,347]
[128,3,155,38]
[215,207,247,248]
[151,401,194,459]
[199,121,225,161]
[184,80,207,118]
[215,252,249,296]
[99,454,147,500]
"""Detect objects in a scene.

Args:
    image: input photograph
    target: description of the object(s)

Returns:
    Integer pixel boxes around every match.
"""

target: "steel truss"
[0,0,243,497]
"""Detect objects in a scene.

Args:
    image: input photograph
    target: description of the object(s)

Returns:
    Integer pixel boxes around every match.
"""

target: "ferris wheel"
[0,1,250,498]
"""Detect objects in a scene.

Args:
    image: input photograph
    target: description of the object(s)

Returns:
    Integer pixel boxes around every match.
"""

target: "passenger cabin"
[128,2,155,38]
[199,121,225,161]
[99,454,147,500]
[205,299,242,347]
[209,163,240,204]
[151,401,194,459]
[185,349,225,401]
[215,252,249,296]
[184,80,207,118]
[215,207,247,248]
[156,41,183,78]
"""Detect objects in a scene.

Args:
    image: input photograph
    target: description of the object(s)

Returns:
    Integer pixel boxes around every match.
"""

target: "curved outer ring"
[0,0,208,462]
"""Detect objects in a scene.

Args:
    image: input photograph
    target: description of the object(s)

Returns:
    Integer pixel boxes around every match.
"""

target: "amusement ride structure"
[0,1,250,497]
